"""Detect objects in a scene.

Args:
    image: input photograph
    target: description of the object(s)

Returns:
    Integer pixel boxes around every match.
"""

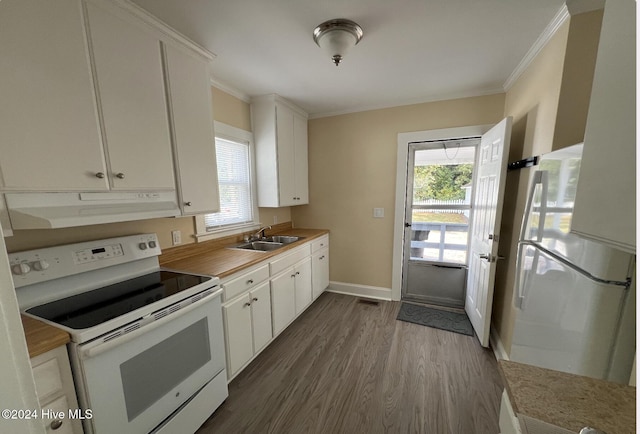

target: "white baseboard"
[490,325,509,361]
[327,281,392,301]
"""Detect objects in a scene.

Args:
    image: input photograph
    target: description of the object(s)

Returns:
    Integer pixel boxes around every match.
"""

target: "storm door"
[401,138,479,307]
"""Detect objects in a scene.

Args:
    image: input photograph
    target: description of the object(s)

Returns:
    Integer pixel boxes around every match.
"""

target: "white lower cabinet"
[311,235,330,299]
[221,235,329,380]
[294,258,313,315]
[222,281,272,378]
[270,268,297,336]
[31,346,82,434]
[499,391,522,434]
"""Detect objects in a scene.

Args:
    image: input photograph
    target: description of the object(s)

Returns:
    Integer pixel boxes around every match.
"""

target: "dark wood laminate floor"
[198,292,503,434]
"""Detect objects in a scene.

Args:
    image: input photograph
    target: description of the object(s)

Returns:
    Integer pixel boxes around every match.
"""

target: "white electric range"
[11,234,227,434]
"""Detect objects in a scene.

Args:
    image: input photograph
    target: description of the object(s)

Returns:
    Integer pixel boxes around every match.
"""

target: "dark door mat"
[397,303,474,336]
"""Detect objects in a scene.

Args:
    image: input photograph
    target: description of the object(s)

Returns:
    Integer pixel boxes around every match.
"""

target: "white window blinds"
[204,137,253,229]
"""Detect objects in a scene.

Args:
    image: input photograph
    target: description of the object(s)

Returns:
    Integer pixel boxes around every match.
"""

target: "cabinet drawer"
[270,245,311,276]
[223,264,269,301]
[32,354,63,402]
[311,235,329,253]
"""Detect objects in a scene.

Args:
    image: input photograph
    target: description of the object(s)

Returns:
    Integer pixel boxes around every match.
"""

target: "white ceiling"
[130,0,567,117]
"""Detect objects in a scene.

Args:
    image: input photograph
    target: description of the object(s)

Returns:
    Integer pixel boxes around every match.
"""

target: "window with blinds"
[204,137,253,229]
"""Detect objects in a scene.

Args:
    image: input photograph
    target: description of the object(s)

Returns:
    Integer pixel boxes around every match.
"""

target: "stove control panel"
[9,233,161,288]
[73,243,124,265]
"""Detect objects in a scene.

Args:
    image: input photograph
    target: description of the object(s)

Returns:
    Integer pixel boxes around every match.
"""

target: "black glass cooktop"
[26,271,211,329]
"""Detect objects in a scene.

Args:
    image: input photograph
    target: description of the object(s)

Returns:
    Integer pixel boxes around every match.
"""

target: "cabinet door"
[85,3,174,190]
[271,268,296,335]
[222,294,253,377]
[250,282,272,354]
[571,0,635,252]
[0,0,107,191]
[312,248,329,300]
[163,43,220,214]
[275,103,296,206]
[42,395,74,434]
[294,258,312,314]
[293,112,309,204]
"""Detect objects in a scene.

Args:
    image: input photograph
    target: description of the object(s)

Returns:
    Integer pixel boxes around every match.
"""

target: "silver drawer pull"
[243,302,251,307]
[95,172,105,179]
[51,419,63,430]
[115,172,125,179]
[247,279,254,284]
[252,297,258,302]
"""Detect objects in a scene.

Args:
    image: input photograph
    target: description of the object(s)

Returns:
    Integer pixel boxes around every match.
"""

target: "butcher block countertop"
[21,315,70,358]
[160,226,329,278]
[499,360,636,434]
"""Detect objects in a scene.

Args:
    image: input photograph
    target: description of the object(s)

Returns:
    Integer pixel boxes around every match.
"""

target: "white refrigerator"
[510,143,636,383]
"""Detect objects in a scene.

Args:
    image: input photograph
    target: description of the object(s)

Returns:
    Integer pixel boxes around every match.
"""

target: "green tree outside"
[413,164,473,201]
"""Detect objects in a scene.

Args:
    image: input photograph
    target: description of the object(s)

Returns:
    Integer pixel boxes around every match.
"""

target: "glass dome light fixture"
[313,19,363,66]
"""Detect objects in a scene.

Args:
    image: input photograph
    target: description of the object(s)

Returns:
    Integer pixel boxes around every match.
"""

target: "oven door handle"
[79,288,222,360]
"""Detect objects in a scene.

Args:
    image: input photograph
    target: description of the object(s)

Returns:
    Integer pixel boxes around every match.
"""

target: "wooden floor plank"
[198,293,503,434]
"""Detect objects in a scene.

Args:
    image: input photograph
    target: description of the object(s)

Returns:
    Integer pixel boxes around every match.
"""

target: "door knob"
[404,222,412,228]
[479,254,491,261]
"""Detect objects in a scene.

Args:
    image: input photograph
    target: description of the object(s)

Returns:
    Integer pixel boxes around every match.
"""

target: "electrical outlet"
[373,208,385,218]
[273,215,278,224]
[171,230,181,245]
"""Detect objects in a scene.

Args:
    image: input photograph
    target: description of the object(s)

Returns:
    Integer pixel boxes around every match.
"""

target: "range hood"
[5,192,180,230]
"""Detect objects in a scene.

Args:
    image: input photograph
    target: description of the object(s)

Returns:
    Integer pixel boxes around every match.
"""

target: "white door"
[465,117,512,347]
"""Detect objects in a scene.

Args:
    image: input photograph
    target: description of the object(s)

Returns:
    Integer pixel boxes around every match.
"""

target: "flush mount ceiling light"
[313,19,363,66]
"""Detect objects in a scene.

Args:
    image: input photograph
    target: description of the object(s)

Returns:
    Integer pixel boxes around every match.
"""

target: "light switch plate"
[373,208,384,218]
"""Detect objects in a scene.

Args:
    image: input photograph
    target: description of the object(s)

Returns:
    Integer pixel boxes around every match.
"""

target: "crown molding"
[96,0,216,61]
[503,4,570,92]
[209,77,251,103]
[308,87,504,119]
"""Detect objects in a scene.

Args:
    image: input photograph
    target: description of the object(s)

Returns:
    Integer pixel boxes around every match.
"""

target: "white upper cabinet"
[0,0,107,191]
[571,0,636,252]
[163,42,220,215]
[0,0,219,205]
[252,95,309,207]
[85,2,174,190]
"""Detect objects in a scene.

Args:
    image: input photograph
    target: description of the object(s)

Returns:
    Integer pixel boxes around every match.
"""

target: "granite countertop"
[21,315,70,359]
[499,360,636,434]
[160,227,329,278]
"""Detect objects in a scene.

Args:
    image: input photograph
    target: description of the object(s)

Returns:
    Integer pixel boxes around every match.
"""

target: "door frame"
[392,124,493,301]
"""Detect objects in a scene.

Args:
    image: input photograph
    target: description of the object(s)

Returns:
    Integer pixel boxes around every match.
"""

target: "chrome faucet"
[251,225,272,241]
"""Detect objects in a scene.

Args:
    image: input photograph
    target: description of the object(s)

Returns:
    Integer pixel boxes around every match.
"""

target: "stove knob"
[138,243,148,250]
[12,263,31,276]
[32,260,50,271]
[148,240,157,248]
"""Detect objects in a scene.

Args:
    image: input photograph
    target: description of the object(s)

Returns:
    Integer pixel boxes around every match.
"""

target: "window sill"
[194,221,261,243]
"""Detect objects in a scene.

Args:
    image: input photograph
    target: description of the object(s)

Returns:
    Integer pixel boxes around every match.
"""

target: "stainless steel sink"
[228,241,284,252]
[227,235,304,252]
[263,235,304,244]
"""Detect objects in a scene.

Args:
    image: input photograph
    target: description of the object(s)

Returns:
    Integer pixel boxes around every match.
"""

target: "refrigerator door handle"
[519,170,547,243]
[514,242,526,309]
[520,241,631,289]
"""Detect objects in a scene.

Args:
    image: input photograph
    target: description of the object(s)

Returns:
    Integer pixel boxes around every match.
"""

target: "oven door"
[72,289,225,434]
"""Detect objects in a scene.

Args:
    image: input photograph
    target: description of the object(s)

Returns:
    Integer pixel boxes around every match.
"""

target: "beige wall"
[291,94,505,288]
[6,86,291,252]
[211,87,252,131]
[552,10,603,150]
[493,11,602,353]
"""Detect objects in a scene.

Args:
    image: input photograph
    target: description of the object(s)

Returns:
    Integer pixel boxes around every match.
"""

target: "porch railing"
[409,222,469,262]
